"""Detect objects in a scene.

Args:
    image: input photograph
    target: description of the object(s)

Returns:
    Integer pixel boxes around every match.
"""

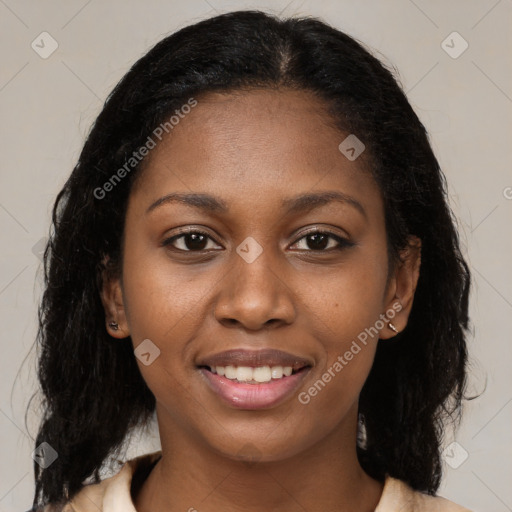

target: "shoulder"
[376,476,474,512]
[37,451,162,512]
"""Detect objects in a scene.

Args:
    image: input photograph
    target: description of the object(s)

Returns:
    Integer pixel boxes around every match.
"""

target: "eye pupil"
[185,233,207,250]
[307,233,329,250]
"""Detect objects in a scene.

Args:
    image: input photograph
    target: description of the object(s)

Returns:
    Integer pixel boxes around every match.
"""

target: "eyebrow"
[147,192,228,214]
[282,191,366,218]
[146,191,366,218]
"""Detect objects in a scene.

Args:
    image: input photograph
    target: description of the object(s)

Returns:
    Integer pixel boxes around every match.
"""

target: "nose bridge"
[213,239,295,329]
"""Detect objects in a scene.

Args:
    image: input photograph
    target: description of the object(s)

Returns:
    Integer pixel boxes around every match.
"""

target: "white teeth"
[253,366,272,383]
[236,366,254,382]
[224,365,237,379]
[208,365,296,383]
[271,366,283,379]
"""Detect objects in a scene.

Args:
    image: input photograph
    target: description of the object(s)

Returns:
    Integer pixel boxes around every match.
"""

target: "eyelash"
[161,228,354,253]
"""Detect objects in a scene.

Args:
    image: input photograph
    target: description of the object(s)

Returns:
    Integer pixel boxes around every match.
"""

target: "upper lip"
[197,349,313,371]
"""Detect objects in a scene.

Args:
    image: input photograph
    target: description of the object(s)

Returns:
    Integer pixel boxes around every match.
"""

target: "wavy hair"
[30,10,471,510]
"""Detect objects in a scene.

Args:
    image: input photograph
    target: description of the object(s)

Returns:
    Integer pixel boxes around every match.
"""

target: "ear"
[99,260,130,339]
[379,236,421,339]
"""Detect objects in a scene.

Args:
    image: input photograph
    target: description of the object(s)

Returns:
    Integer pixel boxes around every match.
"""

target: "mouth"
[198,364,308,383]
[196,349,313,409]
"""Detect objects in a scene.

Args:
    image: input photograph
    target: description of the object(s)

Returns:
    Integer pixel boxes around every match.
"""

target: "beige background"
[1,1,511,511]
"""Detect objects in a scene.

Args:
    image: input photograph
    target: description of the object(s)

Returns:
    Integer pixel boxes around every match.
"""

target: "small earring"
[388,322,398,333]
[108,321,119,331]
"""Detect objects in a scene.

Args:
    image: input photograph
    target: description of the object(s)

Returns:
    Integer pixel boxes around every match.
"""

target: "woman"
[29,10,473,512]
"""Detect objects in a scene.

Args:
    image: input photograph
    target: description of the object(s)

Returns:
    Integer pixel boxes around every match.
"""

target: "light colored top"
[44,451,473,512]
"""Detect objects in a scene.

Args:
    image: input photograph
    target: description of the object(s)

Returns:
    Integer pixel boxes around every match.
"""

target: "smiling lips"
[197,348,312,409]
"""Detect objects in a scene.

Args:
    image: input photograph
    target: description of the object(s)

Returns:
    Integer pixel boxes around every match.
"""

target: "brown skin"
[101,89,421,512]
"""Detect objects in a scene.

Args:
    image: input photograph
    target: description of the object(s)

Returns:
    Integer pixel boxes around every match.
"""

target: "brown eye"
[304,233,330,250]
[162,230,222,252]
[291,230,354,252]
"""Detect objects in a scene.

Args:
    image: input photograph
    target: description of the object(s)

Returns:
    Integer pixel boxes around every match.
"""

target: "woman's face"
[104,88,417,462]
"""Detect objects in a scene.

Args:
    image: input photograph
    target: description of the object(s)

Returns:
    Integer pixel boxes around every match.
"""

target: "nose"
[213,249,296,331]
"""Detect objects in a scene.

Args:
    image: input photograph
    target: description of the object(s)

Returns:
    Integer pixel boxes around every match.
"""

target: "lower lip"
[199,368,310,410]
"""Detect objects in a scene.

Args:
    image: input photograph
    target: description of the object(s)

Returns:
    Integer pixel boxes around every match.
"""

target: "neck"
[134,405,383,512]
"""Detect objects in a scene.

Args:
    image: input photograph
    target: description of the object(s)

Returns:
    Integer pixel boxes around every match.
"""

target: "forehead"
[131,88,381,219]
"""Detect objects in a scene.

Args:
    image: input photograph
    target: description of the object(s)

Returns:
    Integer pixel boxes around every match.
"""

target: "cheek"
[296,271,385,431]
[296,246,388,404]
[120,255,205,413]
[121,244,209,342]
[302,247,389,344]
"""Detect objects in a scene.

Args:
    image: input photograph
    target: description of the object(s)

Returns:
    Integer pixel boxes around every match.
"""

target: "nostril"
[221,318,239,327]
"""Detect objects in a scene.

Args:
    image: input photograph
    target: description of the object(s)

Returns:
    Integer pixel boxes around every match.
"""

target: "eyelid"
[162,225,353,253]
[161,226,223,250]
[293,225,350,240]
[289,226,354,251]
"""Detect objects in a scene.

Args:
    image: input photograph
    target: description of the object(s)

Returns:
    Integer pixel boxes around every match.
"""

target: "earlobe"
[387,321,399,334]
[380,236,421,340]
[99,267,130,339]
